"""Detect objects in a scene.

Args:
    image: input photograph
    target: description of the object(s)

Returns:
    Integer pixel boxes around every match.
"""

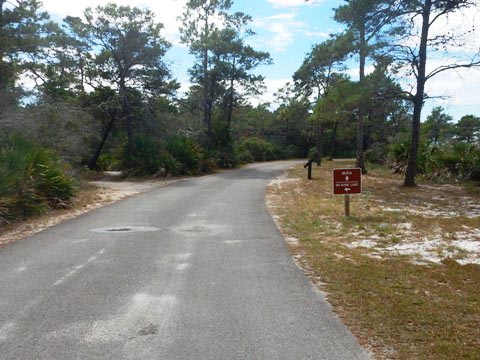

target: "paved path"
[0,162,370,359]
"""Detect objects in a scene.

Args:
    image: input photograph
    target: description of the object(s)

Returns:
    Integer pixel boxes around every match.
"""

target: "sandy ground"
[267,170,480,266]
[0,177,181,248]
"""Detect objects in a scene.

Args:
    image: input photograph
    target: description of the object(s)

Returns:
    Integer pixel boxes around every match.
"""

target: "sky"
[39,0,480,121]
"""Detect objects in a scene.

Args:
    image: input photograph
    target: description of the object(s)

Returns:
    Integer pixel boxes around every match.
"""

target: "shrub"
[164,134,203,175]
[386,138,480,183]
[365,143,388,165]
[235,148,254,165]
[158,150,181,177]
[0,135,77,224]
[234,137,275,162]
[122,135,161,176]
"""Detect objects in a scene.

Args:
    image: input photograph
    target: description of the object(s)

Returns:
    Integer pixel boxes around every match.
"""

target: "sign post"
[333,168,362,217]
[344,194,350,217]
[303,159,313,180]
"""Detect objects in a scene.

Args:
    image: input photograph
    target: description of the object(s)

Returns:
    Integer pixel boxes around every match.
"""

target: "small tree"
[294,35,351,164]
[180,0,233,145]
[334,0,403,173]
[66,4,177,162]
[391,0,480,186]
[0,0,51,107]
[421,107,454,145]
[455,115,480,144]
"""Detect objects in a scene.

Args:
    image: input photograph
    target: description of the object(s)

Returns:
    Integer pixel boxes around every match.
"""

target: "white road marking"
[15,266,27,273]
[225,240,243,244]
[71,238,88,244]
[0,322,15,341]
[175,263,190,271]
[54,249,106,286]
[176,253,192,261]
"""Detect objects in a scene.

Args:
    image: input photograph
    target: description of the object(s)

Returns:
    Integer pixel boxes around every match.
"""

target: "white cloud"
[426,67,480,108]
[268,0,322,8]
[254,12,306,52]
[428,6,480,54]
[304,30,330,38]
[250,78,292,107]
[41,0,187,45]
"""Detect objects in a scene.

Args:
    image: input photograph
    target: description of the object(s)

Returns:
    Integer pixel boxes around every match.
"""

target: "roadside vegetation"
[0,135,76,226]
[1,0,479,228]
[267,160,480,359]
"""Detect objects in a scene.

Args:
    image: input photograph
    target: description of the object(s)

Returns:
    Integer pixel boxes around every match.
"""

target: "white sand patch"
[384,239,445,263]
[397,223,413,231]
[382,207,403,212]
[345,240,377,249]
[408,208,465,218]
[346,231,480,265]
[285,236,299,245]
[268,174,298,189]
[381,205,480,218]
[453,229,480,241]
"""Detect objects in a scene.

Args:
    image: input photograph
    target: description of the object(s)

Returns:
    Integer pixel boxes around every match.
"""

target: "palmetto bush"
[0,135,77,225]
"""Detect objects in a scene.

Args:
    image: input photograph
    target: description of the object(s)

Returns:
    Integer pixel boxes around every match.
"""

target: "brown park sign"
[333,168,362,195]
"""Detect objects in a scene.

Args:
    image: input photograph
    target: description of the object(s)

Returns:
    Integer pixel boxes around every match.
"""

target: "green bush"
[365,143,388,165]
[234,137,276,162]
[0,135,77,224]
[121,135,160,176]
[281,144,300,159]
[164,134,203,175]
[235,148,254,165]
[158,150,181,177]
[386,138,480,183]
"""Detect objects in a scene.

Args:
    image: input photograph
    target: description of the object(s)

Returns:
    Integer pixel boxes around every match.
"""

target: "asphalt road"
[0,161,370,360]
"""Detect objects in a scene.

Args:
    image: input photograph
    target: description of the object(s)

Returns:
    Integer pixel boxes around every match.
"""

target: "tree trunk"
[202,15,211,146]
[316,120,324,166]
[88,109,116,170]
[0,0,6,92]
[227,77,234,129]
[120,86,133,162]
[329,120,338,160]
[404,0,431,187]
[356,17,367,174]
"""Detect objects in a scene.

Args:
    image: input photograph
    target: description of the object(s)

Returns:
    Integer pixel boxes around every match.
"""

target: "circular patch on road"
[90,226,160,234]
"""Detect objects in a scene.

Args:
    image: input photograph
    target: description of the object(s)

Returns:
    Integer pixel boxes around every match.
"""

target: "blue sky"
[41,0,480,121]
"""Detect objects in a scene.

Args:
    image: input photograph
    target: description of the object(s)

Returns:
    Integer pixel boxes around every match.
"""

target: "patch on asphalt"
[137,323,158,336]
[90,226,160,234]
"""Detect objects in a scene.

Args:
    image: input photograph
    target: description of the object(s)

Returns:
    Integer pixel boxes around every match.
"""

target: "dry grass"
[267,160,480,359]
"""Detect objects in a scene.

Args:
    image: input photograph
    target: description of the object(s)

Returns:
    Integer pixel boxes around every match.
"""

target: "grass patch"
[268,160,480,359]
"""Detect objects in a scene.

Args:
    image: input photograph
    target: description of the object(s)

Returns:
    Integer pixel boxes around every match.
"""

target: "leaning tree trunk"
[404,0,431,187]
[88,109,116,170]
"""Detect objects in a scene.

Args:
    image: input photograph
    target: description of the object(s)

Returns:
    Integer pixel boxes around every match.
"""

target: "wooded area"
[1,0,479,224]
